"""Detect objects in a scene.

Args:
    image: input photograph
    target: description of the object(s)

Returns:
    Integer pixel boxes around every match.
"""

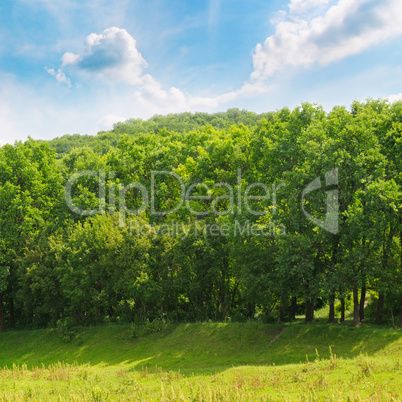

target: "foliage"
[0,101,401,329]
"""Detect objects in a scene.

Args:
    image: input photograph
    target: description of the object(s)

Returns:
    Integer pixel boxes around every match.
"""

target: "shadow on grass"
[0,322,400,375]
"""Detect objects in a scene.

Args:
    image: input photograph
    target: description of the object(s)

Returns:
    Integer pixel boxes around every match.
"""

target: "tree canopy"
[0,102,401,330]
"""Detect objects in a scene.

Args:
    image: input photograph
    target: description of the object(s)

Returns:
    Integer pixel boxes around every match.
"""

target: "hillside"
[46,108,268,157]
[0,323,400,400]
[0,323,400,372]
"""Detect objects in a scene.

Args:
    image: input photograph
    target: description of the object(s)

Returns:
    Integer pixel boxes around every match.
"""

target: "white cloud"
[96,114,127,131]
[61,52,79,66]
[289,0,331,14]
[133,75,271,113]
[251,0,402,82]
[134,74,187,106]
[53,27,147,85]
[50,26,268,113]
[126,0,402,111]
[46,68,71,87]
[133,75,217,113]
[45,0,402,122]
[388,93,402,103]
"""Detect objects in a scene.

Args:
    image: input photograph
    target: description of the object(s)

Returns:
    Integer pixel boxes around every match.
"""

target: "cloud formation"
[96,113,127,132]
[251,0,402,82]
[49,27,247,112]
[56,27,147,85]
[47,0,402,115]
[46,68,71,87]
[289,0,331,14]
[132,73,270,112]
[388,93,402,103]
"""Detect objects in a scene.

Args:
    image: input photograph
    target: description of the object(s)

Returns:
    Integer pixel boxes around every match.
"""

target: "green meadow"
[0,322,401,401]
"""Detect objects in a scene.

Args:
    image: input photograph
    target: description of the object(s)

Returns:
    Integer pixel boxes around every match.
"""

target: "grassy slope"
[0,323,400,374]
[0,323,401,400]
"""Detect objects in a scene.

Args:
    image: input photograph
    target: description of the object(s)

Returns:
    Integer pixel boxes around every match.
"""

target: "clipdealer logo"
[64,168,339,235]
[301,168,339,235]
[64,169,286,230]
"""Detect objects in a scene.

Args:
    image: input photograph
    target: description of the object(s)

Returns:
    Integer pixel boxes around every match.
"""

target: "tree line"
[0,101,401,331]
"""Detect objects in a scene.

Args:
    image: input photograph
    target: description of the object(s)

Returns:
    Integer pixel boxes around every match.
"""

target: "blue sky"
[1,0,402,144]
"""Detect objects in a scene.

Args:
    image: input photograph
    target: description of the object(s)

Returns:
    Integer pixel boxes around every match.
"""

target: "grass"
[0,322,401,400]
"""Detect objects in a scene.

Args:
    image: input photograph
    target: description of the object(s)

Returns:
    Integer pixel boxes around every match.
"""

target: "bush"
[130,319,166,340]
[56,318,76,343]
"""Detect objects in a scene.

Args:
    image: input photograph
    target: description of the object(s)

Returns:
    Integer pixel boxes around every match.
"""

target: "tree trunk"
[399,294,402,328]
[141,300,147,322]
[277,300,285,324]
[305,299,313,322]
[359,287,366,322]
[175,302,179,322]
[223,280,239,321]
[390,307,395,328]
[375,293,385,324]
[214,299,219,322]
[353,287,360,326]
[190,297,204,322]
[305,300,309,322]
[399,295,402,328]
[328,294,335,323]
[277,305,283,324]
[340,297,345,323]
[0,292,5,332]
[289,296,297,321]
[247,302,255,319]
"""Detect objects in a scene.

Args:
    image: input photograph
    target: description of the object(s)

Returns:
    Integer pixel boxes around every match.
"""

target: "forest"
[0,100,401,332]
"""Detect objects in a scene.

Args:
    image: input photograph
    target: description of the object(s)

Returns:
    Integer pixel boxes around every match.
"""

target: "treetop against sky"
[1,0,402,144]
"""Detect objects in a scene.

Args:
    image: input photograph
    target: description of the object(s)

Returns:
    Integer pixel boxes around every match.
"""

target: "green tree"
[0,139,63,330]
